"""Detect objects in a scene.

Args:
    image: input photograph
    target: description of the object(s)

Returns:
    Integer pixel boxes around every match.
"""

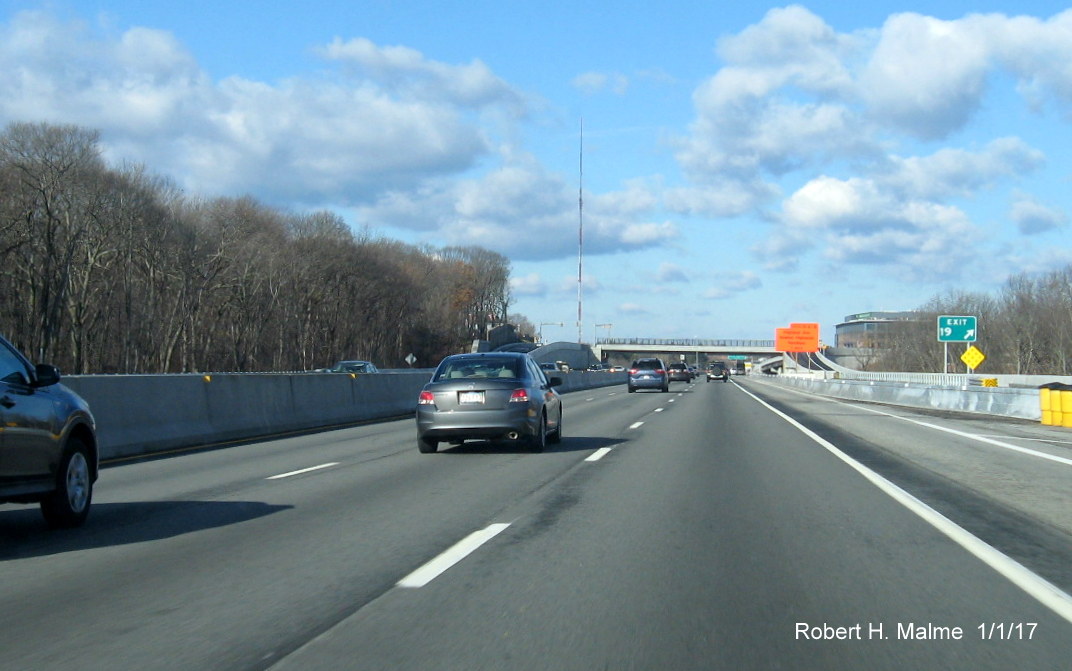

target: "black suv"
[706,361,729,382]
[0,335,98,528]
[667,362,692,383]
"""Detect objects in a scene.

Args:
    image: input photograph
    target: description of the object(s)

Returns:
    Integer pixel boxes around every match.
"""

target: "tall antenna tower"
[577,118,584,344]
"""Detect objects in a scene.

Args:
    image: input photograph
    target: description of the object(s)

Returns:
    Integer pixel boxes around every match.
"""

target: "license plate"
[458,391,485,404]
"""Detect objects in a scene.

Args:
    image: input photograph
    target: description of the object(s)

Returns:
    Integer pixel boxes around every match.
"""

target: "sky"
[2,1,1072,345]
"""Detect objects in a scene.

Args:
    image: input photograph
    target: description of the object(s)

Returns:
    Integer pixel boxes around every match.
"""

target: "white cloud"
[318,37,526,112]
[358,161,676,260]
[572,71,629,95]
[658,263,690,283]
[618,303,650,315]
[1010,192,1068,234]
[703,271,762,299]
[779,173,978,279]
[510,273,547,297]
[0,12,510,205]
[877,138,1044,200]
[860,13,991,139]
[862,10,1072,137]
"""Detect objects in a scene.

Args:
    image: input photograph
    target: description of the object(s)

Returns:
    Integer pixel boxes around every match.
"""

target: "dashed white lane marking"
[586,447,613,462]
[266,463,339,480]
[654,407,665,413]
[397,523,511,588]
[629,422,644,429]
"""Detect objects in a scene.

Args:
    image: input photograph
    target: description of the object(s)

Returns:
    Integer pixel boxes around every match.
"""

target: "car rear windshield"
[633,359,662,370]
[435,358,520,381]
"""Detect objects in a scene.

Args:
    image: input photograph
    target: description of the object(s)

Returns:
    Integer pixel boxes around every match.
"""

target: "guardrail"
[63,370,626,462]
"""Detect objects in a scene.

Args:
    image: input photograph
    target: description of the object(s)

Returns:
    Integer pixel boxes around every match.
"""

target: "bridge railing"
[597,338,775,348]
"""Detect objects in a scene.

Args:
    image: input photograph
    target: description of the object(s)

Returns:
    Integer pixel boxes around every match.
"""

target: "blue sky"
[3,1,1071,344]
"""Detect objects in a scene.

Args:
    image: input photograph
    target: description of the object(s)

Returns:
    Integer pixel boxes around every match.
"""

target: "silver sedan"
[415,352,563,453]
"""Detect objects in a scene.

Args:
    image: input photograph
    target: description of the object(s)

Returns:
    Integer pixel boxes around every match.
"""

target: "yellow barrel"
[1062,389,1072,428]
[1041,387,1053,425]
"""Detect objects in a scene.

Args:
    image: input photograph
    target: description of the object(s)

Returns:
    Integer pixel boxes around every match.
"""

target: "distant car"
[324,360,379,374]
[706,361,729,382]
[538,361,558,373]
[0,334,99,528]
[628,357,669,393]
[416,352,563,453]
[608,365,625,373]
[586,363,607,372]
[667,362,692,383]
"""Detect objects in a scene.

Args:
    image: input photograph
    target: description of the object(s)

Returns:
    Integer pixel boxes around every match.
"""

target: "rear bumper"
[416,405,538,441]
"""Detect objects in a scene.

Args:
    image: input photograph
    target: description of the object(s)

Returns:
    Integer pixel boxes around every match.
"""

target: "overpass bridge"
[593,338,778,362]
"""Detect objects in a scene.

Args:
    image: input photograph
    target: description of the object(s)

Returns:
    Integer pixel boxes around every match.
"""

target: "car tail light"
[655,369,665,375]
[628,368,638,375]
[509,388,529,403]
[418,390,435,405]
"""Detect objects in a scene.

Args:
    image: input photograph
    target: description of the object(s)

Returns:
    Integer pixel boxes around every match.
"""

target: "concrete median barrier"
[62,370,627,461]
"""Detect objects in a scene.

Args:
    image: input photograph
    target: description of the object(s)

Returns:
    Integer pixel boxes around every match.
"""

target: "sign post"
[937,315,978,373]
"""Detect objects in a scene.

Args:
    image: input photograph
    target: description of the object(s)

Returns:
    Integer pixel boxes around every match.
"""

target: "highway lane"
[1,378,1070,669]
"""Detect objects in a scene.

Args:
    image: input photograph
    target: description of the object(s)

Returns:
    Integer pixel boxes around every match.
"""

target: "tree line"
[865,266,1072,375]
[0,121,515,374]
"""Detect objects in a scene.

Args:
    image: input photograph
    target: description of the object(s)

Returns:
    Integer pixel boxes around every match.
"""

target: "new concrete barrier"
[766,374,1041,420]
[62,371,627,461]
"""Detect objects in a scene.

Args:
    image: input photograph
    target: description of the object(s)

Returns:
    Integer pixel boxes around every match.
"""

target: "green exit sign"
[727,355,748,360]
[937,315,977,342]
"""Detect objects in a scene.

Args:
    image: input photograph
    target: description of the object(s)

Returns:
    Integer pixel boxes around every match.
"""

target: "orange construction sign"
[775,322,820,353]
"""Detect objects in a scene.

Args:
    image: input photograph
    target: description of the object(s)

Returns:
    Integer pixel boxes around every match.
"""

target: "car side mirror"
[548,376,563,388]
[33,363,61,387]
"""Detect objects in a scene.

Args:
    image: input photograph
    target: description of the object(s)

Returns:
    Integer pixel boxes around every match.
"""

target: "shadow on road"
[0,499,291,560]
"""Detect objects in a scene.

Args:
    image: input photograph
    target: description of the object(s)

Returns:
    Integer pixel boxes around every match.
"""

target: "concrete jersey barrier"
[63,370,627,461]
[766,374,1041,420]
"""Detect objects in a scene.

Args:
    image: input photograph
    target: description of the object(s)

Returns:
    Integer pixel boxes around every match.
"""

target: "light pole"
[594,323,613,343]
[539,322,564,345]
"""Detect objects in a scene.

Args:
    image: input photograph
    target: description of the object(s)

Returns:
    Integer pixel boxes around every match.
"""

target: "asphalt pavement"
[2,377,1070,670]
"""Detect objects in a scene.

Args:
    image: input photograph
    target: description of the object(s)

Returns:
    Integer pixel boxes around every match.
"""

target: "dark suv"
[628,357,669,393]
[667,362,692,383]
[706,361,729,382]
[0,335,98,528]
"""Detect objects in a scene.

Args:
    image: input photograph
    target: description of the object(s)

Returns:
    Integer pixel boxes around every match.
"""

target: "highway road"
[2,376,1071,670]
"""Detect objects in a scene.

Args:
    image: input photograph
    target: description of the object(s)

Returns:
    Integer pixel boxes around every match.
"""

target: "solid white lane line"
[629,422,644,429]
[266,463,339,480]
[773,382,1072,468]
[586,447,613,462]
[397,523,511,588]
[739,385,1072,624]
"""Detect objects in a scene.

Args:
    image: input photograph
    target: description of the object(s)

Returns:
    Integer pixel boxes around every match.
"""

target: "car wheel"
[418,436,438,454]
[627,385,635,393]
[548,409,562,444]
[662,384,669,393]
[40,437,93,529]
[530,413,547,452]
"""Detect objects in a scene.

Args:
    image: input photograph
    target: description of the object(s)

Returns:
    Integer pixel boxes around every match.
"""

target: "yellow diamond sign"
[961,345,986,370]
